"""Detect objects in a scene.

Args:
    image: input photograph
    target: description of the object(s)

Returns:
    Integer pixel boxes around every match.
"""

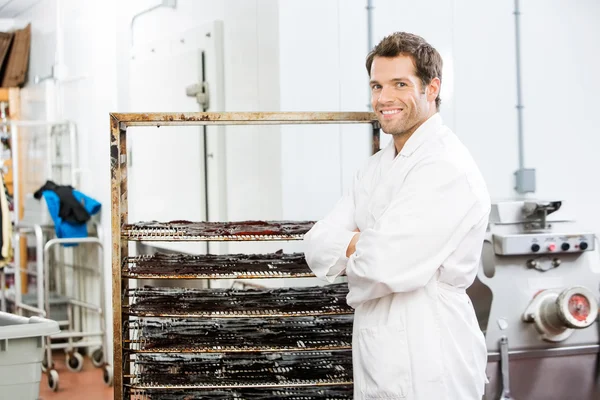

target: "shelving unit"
[0,87,24,294]
[110,112,378,400]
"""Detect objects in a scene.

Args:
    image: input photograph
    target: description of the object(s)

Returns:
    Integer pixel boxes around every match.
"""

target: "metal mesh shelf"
[127,381,353,390]
[125,315,353,353]
[125,283,352,318]
[121,220,314,241]
[123,250,314,279]
[127,385,353,400]
[127,351,353,389]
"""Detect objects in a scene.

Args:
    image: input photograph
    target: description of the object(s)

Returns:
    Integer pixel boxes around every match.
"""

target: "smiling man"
[304,32,491,399]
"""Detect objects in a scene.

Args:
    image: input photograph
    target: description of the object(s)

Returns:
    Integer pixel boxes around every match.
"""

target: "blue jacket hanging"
[42,190,101,246]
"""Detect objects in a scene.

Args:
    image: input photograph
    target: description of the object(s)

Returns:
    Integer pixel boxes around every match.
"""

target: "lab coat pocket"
[357,324,411,399]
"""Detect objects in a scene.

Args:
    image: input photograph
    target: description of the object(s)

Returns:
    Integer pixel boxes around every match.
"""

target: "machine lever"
[499,336,515,400]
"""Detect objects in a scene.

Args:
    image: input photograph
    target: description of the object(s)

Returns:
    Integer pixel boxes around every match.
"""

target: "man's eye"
[371,85,381,91]
[396,82,406,88]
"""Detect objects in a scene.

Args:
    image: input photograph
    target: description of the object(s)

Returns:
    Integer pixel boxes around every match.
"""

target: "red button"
[548,243,556,251]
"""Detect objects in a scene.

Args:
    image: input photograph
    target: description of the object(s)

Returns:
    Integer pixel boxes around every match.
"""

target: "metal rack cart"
[110,111,379,400]
[2,120,109,391]
[12,224,108,391]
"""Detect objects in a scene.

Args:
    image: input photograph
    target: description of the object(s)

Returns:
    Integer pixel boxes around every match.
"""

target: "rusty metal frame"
[110,111,378,400]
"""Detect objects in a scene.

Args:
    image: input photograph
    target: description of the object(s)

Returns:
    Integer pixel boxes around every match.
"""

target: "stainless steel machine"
[468,200,600,400]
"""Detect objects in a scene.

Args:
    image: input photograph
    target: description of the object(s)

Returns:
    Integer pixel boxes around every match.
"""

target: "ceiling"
[0,0,42,19]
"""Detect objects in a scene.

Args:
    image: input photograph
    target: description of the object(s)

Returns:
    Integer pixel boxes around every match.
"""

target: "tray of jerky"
[121,220,315,241]
[121,220,354,400]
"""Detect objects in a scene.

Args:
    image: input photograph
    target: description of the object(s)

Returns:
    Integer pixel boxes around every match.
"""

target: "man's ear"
[427,77,441,103]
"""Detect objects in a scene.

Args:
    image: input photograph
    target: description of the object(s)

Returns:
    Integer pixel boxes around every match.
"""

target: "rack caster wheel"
[75,346,88,357]
[91,348,104,368]
[103,365,113,386]
[41,354,52,372]
[66,352,84,372]
[47,369,59,392]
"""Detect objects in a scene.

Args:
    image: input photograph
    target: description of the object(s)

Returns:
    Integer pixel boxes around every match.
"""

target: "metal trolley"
[12,223,109,391]
[110,111,379,400]
[4,120,110,391]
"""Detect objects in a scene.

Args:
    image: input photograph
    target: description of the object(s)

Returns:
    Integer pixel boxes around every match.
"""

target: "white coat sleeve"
[345,156,485,307]
[303,173,360,283]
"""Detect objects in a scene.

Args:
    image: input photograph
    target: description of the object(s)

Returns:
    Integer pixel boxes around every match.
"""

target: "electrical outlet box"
[514,168,536,194]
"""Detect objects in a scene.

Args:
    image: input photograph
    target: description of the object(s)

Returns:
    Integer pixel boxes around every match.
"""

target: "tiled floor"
[38,352,113,400]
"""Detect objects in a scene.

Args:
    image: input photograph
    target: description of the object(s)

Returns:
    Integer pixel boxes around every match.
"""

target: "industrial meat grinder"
[467,200,600,400]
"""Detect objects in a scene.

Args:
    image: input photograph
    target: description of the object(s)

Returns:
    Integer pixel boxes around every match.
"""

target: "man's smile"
[379,108,403,119]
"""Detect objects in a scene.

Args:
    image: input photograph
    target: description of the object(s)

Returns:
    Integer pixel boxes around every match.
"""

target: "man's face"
[369,55,435,136]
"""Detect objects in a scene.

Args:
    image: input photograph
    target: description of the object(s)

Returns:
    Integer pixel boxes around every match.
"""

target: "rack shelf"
[125,315,353,353]
[122,251,314,279]
[127,350,353,389]
[111,111,379,400]
[128,386,354,400]
[125,283,352,318]
[122,220,313,241]
[125,344,352,354]
[126,381,354,390]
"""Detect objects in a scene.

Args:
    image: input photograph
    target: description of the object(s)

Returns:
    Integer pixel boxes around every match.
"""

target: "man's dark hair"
[366,32,443,109]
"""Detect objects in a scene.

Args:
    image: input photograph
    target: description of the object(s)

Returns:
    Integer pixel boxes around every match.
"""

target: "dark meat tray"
[128,385,353,399]
[124,250,313,279]
[127,283,352,318]
[122,220,315,241]
[131,351,352,387]
[128,315,353,352]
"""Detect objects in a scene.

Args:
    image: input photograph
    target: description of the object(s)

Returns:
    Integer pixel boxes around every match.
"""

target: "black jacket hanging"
[34,180,90,224]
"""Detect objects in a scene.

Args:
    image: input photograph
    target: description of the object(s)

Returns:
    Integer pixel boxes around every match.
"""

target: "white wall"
[518,0,600,230]
[278,0,372,233]
[0,18,18,31]
[452,0,600,231]
[452,0,519,200]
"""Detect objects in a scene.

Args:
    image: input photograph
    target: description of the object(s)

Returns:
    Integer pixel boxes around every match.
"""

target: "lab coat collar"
[398,112,443,157]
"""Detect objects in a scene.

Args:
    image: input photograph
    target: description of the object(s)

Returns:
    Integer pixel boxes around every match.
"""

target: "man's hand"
[346,228,361,258]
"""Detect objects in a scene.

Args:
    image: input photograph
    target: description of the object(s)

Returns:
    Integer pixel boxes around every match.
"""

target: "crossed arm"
[303,157,485,308]
[346,228,360,258]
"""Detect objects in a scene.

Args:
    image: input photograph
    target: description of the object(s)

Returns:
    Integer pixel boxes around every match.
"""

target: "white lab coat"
[304,113,490,399]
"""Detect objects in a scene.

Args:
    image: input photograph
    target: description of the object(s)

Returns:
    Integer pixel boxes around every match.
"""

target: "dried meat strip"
[123,220,315,238]
[129,386,353,399]
[128,283,351,316]
[126,250,311,277]
[131,315,353,351]
[133,351,353,387]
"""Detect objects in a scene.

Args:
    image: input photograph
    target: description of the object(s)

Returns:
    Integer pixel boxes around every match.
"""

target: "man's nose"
[377,86,395,104]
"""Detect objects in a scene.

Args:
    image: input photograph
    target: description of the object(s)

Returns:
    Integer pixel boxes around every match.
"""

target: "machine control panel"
[493,233,595,256]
